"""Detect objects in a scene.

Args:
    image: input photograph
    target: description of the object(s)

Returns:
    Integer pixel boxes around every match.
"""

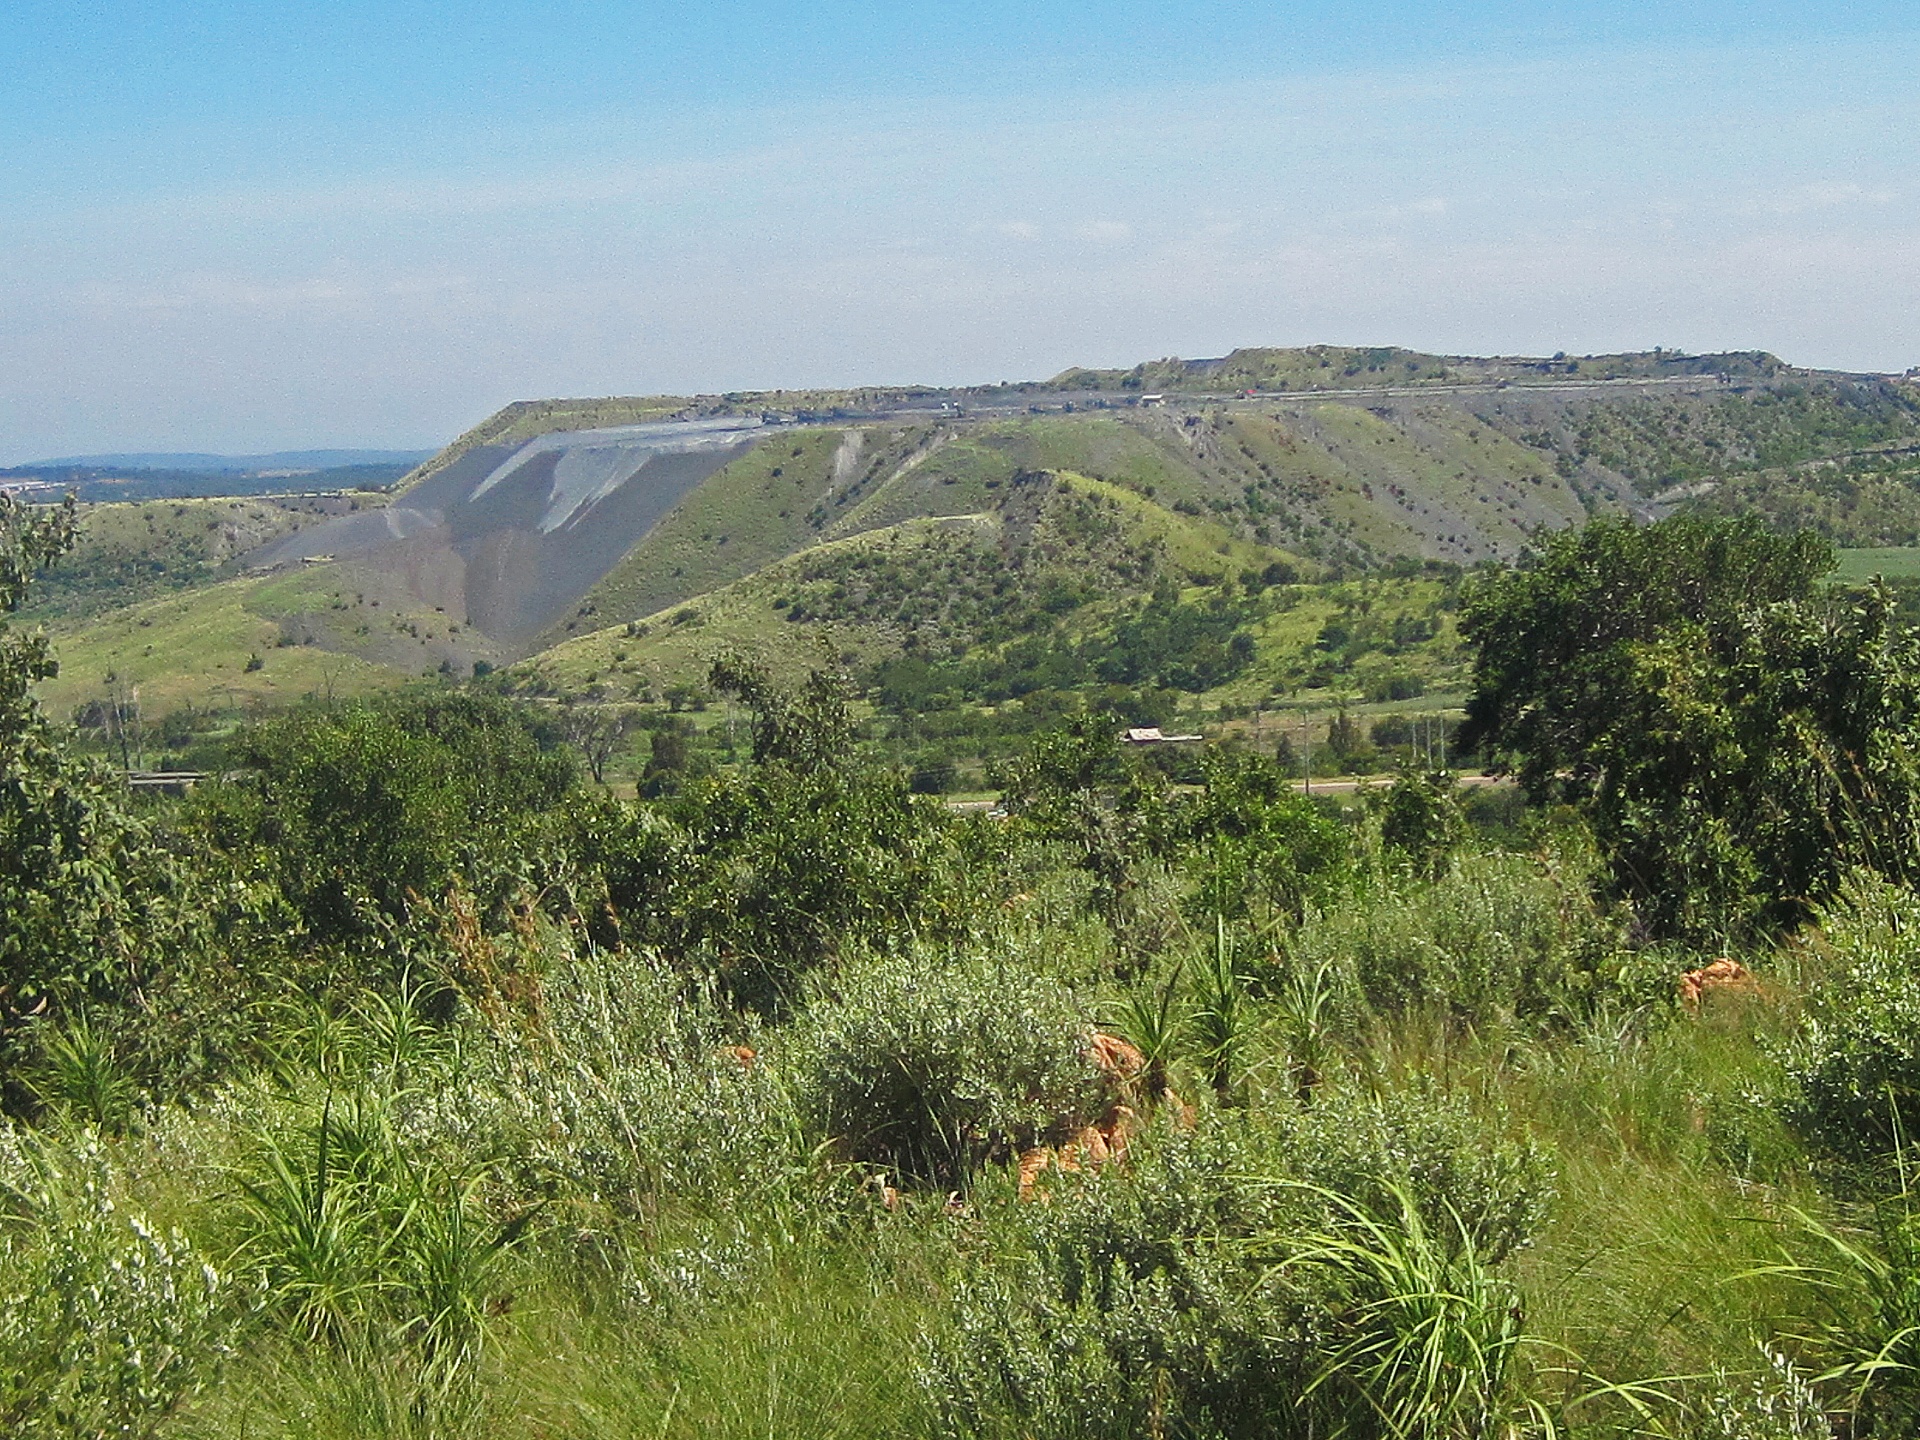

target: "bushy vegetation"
[14,503,1920,1437]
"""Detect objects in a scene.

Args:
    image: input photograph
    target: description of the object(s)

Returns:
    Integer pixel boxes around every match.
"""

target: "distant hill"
[0,450,434,504]
[25,346,1920,722]
[21,449,433,473]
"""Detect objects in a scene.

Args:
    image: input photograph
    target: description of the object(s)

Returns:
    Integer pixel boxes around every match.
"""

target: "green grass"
[33,575,410,720]
[20,495,360,622]
[526,515,1000,694]
[6,788,1878,1440]
[550,427,871,644]
[1835,547,1920,582]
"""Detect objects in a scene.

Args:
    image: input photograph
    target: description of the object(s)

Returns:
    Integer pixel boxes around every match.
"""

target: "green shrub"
[1686,1348,1828,1440]
[203,694,575,946]
[1278,1085,1555,1265]
[925,1117,1299,1440]
[1780,877,1920,1171]
[1171,748,1351,923]
[1459,515,1920,939]
[436,943,802,1216]
[0,1124,234,1438]
[581,763,973,1013]
[789,944,1105,1188]
[1292,847,1627,1024]
[925,1089,1553,1439]
[1375,768,1467,880]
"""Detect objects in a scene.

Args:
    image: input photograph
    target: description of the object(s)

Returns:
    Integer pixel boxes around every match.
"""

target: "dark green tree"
[0,495,258,1097]
[996,711,1164,924]
[209,694,576,944]
[1377,770,1466,881]
[1460,516,1920,935]
[709,652,853,772]
[588,661,969,1014]
[1174,748,1350,921]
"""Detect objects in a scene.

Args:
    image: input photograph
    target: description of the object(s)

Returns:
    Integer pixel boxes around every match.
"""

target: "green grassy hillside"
[1680,440,1920,545]
[512,470,1468,790]
[33,575,408,723]
[534,366,1917,640]
[19,494,365,621]
[548,426,935,646]
[28,350,1919,727]
[35,558,491,725]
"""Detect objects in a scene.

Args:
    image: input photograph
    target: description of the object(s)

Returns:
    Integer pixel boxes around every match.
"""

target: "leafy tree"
[997,712,1165,924]
[0,496,259,1097]
[1377,770,1466,881]
[1172,749,1349,921]
[1460,516,1920,935]
[559,701,641,786]
[709,652,853,772]
[209,694,576,944]
[1325,709,1365,772]
[590,663,973,1013]
[637,716,695,799]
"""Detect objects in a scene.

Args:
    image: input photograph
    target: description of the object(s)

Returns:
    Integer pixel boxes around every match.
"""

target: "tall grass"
[1267,1182,1541,1439]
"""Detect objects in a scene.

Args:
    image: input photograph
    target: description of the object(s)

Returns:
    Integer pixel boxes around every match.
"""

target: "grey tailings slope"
[243,420,765,646]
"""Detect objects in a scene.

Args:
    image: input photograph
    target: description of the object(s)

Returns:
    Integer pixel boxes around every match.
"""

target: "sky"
[4,1,1918,461]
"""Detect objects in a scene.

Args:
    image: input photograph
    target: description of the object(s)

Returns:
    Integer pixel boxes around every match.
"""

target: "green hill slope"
[19,494,367,622]
[27,349,1919,725]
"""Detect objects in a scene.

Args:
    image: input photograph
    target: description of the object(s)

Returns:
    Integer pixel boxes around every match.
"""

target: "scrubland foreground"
[12,498,1920,1438]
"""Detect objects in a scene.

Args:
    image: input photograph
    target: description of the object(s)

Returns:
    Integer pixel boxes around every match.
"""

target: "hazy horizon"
[7,2,1917,463]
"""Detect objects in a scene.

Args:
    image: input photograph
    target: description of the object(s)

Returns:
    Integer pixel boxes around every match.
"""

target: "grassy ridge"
[33,575,406,721]
[1048,344,1793,393]
[19,496,362,622]
[547,427,923,646]
[29,353,1920,727]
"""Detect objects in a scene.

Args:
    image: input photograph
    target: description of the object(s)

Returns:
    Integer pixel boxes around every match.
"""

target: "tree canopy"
[1460,515,1920,936]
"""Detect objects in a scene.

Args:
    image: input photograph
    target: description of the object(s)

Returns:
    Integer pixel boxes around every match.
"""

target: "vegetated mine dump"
[222,345,1920,669]
[25,344,1920,726]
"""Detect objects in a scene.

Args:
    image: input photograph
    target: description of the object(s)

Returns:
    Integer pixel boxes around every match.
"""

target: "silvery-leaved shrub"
[1780,875,1920,1172]
[925,1115,1303,1440]
[924,1088,1553,1440]
[433,943,802,1216]
[1278,1083,1555,1264]
[1690,1348,1828,1440]
[788,943,1105,1189]
[1292,846,1627,1024]
[0,1124,234,1439]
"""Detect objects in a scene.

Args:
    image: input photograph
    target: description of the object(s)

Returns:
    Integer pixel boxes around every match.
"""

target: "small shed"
[1123,726,1203,745]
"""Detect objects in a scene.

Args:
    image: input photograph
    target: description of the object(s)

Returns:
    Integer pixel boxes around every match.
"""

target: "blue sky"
[4,2,1917,459]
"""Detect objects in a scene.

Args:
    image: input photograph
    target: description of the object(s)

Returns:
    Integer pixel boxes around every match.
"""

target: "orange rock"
[1017,1146,1056,1201]
[1087,1032,1147,1087]
[1680,958,1756,1009]
[1096,1103,1138,1162]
